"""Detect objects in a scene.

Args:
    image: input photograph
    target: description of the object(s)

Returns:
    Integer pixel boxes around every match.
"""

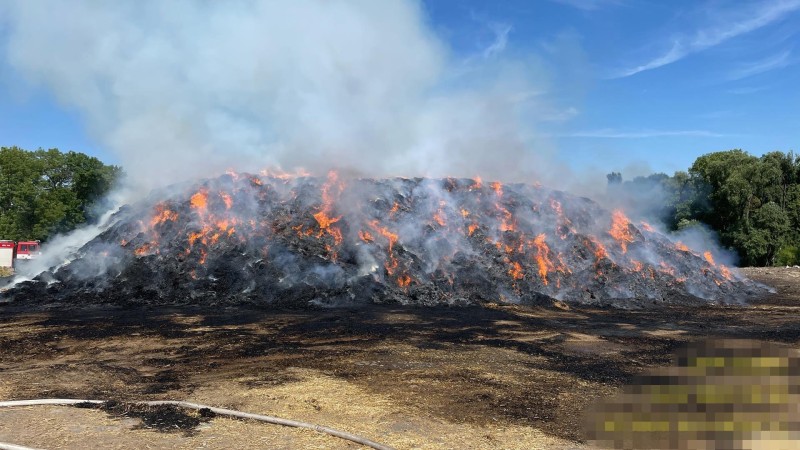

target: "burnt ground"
[0,267,798,449]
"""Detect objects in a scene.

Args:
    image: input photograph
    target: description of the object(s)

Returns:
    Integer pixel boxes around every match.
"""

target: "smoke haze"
[1,0,562,191]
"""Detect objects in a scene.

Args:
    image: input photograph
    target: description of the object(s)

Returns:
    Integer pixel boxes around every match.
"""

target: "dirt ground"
[0,267,798,449]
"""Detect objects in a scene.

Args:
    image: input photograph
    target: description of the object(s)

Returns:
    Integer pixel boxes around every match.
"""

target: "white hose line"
[0,443,43,450]
[0,399,395,450]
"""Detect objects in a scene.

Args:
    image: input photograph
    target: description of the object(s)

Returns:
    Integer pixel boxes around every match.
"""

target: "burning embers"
[18,172,757,308]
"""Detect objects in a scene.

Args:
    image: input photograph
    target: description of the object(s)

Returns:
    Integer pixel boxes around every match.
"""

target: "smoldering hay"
[3,172,766,308]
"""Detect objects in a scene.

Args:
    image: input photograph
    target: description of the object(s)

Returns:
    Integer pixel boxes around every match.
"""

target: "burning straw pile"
[6,172,763,307]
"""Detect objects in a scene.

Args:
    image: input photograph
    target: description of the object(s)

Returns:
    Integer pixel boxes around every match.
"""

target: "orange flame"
[190,188,209,212]
[675,242,690,252]
[640,221,655,232]
[490,181,503,196]
[467,223,479,236]
[609,210,635,253]
[397,274,412,288]
[369,220,401,276]
[509,261,524,280]
[550,199,574,239]
[433,200,447,226]
[369,221,398,253]
[220,191,233,210]
[588,236,608,261]
[359,230,374,243]
[703,251,715,266]
[134,243,153,256]
[532,234,553,285]
[472,176,483,189]
[151,203,179,227]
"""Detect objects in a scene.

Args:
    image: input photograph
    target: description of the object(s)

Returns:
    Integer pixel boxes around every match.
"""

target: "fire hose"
[0,399,395,450]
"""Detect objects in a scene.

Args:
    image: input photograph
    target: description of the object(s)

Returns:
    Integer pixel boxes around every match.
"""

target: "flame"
[609,209,635,253]
[359,230,374,243]
[640,221,655,232]
[369,221,398,253]
[532,234,553,285]
[659,262,676,277]
[190,188,209,212]
[220,191,233,210]
[467,223,479,236]
[588,236,608,261]
[675,242,690,252]
[309,171,344,246]
[369,220,400,276]
[703,251,715,266]
[389,202,400,215]
[134,243,153,256]
[509,261,524,280]
[490,181,503,196]
[472,176,483,189]
[198,248,207,265]
[631,260,644,272]
[397,274,412,288]
[259,168,311,180]
[151,203,179,227]
[550,199,574,239]
[433,200,447,226]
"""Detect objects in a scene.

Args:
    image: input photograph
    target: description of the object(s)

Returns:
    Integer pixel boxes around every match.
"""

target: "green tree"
[0,146,121,242]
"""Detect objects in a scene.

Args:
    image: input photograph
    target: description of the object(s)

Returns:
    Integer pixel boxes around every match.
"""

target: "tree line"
[0,146,121,242]
[608,149,800,267]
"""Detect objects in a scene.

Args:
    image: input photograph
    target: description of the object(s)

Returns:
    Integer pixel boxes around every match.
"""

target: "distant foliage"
[0,146,121,242]
[609,150,800,267]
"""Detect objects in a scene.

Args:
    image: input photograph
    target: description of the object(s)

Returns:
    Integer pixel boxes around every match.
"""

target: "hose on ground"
[0,399,395,450]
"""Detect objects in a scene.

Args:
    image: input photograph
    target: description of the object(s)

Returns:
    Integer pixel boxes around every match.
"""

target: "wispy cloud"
[557,129,731,138]
[482,23,512,59]
[548,0,623,11]
[613,0,800,78]
[727,49,793,80]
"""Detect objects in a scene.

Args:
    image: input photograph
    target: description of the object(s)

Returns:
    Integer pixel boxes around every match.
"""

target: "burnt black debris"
[4,173,765,308]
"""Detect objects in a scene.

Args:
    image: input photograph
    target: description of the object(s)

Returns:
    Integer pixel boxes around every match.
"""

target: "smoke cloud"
[1,0,560,191]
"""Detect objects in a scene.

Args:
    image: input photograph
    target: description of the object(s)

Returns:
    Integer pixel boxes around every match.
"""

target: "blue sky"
[1,0,798,178]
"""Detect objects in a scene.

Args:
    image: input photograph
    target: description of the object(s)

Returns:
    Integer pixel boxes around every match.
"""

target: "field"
[0,267,798,449]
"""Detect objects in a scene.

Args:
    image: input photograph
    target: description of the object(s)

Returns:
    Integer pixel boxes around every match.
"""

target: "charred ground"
[0,268,797,449]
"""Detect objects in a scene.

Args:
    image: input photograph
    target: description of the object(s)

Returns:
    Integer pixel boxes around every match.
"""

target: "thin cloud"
[558,129,732,138]
[727,49,792,80]
[613,0,800,78]
[482,23,512,59]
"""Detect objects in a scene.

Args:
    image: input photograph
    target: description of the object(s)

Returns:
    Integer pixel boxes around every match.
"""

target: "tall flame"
[532,234,553,285]
[609,209,635,253]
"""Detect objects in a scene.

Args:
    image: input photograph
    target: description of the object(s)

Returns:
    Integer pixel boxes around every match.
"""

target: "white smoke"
[1,0,563,192]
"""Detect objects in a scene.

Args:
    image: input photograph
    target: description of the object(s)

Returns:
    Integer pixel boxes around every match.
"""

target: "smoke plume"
[1,0,557,190]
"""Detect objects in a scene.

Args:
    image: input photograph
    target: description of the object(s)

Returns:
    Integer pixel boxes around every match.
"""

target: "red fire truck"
[0,240,41,269]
